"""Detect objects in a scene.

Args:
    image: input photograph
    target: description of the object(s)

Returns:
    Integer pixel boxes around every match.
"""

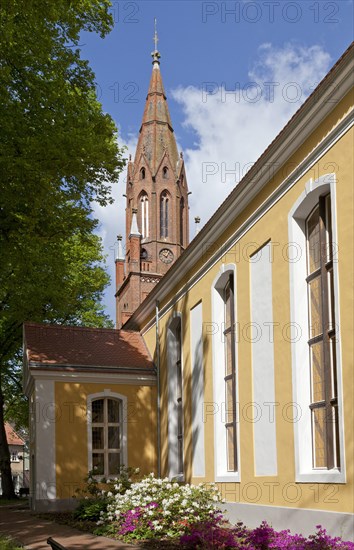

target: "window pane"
[310,342,325,403]
[108,453,120,475]
[225,285,231,328]
[225,378,234,424]
[108,427,120,449]
[165,199,169,237]
[313,407,327,468]
[108,400,120,423]
[328,268,335,330]
[92,400,104,423]
[307,206,320,273]
[325,194,332,262]
[92,453,104,475]
[176,361,182,397]
[177,399,183,437]
[92,427,104,449]
[309,276,322,338]
[226,426,235,471]
[178,437,183,474]
[225,331,233,377]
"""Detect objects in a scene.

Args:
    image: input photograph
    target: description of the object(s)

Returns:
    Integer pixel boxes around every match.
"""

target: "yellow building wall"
[140,93,354,514]
[55,382,157,499]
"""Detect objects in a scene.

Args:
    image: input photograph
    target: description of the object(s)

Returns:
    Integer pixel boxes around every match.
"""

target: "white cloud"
[172,43,331,230]
[96,43,331,322]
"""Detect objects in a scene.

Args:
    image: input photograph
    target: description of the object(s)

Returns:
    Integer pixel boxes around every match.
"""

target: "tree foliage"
[0,0,125,497]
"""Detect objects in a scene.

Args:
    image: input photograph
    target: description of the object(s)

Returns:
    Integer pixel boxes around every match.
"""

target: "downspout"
[155,300,161,477]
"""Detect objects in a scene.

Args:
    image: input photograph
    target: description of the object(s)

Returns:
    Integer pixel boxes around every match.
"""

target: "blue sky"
[80,0,354,322]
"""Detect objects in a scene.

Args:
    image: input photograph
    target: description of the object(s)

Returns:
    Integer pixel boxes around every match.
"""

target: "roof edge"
[125,41,354,330]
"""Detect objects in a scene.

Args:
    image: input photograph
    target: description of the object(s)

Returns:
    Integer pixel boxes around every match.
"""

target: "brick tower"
[115,28,190,328]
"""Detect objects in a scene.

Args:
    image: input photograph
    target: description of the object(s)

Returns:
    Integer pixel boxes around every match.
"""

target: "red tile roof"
[24,323,154,372]
[5,423,24,446]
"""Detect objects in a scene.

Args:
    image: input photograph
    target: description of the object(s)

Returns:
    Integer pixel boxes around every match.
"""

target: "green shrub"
[98,473,223,542]
[0,535,23,549]
[73,466,139,523]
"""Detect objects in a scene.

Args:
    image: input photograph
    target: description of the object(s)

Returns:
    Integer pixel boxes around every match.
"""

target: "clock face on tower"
[159,248,174,264]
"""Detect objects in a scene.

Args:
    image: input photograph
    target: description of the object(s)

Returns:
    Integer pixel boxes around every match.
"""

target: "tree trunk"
[0,370,16,498]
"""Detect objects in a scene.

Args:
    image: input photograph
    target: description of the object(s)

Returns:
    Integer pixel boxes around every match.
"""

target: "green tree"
[0,0,125,497]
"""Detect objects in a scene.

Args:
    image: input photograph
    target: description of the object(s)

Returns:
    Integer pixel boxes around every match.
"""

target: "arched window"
[139,193,149,238]
[88,396,124,477]
[180,197,185,246]
[212,264,240,481]
[160,191,169,238]
[162,166,169,179]
[306,197,339,470]
[289,173,344,483]
[167,314,184,479]
[140,167,146,180]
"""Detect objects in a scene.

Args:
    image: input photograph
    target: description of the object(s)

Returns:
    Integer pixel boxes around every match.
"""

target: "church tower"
[115,25,190,328]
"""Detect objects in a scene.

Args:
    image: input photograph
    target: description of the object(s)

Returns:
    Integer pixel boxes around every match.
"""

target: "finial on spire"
[151,17,161,67]
[195,216,201,236]
[130,209,141,237]
[115,235,124,261]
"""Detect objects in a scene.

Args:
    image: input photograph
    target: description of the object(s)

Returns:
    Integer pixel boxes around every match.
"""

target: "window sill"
[296,469,346,483]
[215,472,241,483]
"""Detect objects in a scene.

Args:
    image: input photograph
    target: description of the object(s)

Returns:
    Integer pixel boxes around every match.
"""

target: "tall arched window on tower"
[160,191,169,238]
[139,192,149,239]
[163,166,169,179]
[140,167,146,180]
[180,197,185,246]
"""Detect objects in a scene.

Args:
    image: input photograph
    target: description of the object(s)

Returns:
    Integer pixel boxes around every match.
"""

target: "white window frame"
[211,263,240,482]
[87,390,128,477]
[288,173,345,483]
[167,312,184,481]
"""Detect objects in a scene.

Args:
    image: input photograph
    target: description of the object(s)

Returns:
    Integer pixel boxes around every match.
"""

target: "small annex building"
[23,41,354,538]
[23,323,157,509]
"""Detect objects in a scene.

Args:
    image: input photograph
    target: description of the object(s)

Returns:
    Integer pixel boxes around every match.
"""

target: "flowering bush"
[73,466,139,522]
[98,473,223,541]
[74,472,354,549]
[181,520,354,550]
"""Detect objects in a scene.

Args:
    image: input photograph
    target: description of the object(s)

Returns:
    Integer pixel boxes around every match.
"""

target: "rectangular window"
[91,398,122,477]
[306,194,339,470]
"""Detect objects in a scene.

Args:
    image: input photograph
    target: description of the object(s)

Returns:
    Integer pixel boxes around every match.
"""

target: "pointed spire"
[130,209,141,237]
[133,20,179,176]
[115,235,124,261]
